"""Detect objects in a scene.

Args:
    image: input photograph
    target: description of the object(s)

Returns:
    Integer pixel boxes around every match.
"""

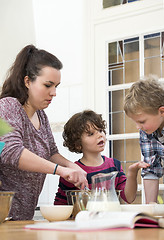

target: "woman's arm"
[50,153,88,189]
[18,149,88,189]
[18,148,57,173]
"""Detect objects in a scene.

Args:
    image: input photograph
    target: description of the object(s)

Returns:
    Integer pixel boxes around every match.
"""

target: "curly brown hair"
[62,110,106,153]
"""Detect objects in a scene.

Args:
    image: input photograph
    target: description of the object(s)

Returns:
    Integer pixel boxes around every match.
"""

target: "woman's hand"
[50,153,88,189]
[56,165,88,189]
[19,151,88,190]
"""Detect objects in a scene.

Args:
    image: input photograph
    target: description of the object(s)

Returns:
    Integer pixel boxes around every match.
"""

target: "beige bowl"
[0,191,15,223]
[40,205,73,222]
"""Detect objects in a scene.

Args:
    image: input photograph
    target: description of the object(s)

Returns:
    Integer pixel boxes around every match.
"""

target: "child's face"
[81,125,106,154]
[128,109,164,134]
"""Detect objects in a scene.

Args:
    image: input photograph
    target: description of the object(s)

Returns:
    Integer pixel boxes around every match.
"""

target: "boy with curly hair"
[54,110,149,205]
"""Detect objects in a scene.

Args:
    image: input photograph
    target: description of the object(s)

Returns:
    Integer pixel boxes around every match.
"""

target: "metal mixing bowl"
[0,191,15,223]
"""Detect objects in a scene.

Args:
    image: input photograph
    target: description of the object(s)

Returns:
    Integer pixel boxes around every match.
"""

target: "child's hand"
[128,161,150,176]
[125,162,150,203]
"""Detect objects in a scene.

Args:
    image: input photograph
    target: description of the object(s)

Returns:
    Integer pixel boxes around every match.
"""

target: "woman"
[0,45,88,220]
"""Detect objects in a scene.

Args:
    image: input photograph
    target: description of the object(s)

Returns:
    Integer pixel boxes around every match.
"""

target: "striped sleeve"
[54,177,77,205]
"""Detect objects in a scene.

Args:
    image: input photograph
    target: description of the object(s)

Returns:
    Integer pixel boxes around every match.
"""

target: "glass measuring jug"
[86,171,121,212]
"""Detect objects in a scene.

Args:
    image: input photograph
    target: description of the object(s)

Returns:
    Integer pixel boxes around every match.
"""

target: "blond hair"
[124,75,164,115]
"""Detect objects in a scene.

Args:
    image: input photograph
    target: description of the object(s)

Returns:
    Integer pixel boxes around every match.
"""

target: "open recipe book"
[25,210,164,232]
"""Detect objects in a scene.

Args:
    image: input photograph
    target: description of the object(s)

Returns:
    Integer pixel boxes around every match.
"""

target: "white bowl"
[40,205,73,222]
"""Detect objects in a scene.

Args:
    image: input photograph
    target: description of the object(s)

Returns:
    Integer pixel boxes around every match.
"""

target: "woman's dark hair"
[63,110,106,153]
[0,45,63,104]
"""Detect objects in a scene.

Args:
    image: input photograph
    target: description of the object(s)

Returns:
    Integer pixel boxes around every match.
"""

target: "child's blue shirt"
[140,129,164,178]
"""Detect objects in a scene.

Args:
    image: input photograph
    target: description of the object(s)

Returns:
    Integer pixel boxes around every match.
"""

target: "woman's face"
[25,66,61,111]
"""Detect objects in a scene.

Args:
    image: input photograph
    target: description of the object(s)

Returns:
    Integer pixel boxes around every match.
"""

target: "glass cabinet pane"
[112,140,125,161]
[111,69,123,85]
[144,35,160,58]
[144,57,160,77]
[124,40,139,61]
[125,114,138,133]
[103,0,139,9]
[126,139,141,162]
[125,61,139,83]
[112,90,124,112]
[162,61,164,78]
[112,112,124,134]
[108,42,118,64]
[107,32,164,205]
[103,0,122,9]
[112,139,141,166]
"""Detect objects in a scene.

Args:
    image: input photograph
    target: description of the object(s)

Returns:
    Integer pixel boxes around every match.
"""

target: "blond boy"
[124,75,164,203]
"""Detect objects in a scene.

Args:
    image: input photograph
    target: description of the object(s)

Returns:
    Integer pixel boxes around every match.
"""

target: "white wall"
[0,0,36,83]
[32,0,89,205]
[32,0,89,134]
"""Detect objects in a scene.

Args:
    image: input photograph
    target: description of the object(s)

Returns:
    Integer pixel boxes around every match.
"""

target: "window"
[107,31,164,203]
[103,0,139,9]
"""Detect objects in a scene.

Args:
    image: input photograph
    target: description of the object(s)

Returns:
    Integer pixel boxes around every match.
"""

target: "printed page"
[25,211,161,231]
[75,211,139,229]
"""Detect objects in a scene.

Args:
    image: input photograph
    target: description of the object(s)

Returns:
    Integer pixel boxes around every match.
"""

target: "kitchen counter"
[1,220,164,240]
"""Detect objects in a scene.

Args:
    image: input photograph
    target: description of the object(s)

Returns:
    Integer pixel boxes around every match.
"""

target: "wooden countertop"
[1,220,164,240]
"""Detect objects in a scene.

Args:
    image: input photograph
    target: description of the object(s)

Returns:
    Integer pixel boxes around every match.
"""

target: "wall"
[32,0,90,205]
[0,0,36,84]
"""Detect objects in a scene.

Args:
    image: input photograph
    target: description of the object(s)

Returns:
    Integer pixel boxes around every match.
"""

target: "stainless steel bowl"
[0,191,15,223]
